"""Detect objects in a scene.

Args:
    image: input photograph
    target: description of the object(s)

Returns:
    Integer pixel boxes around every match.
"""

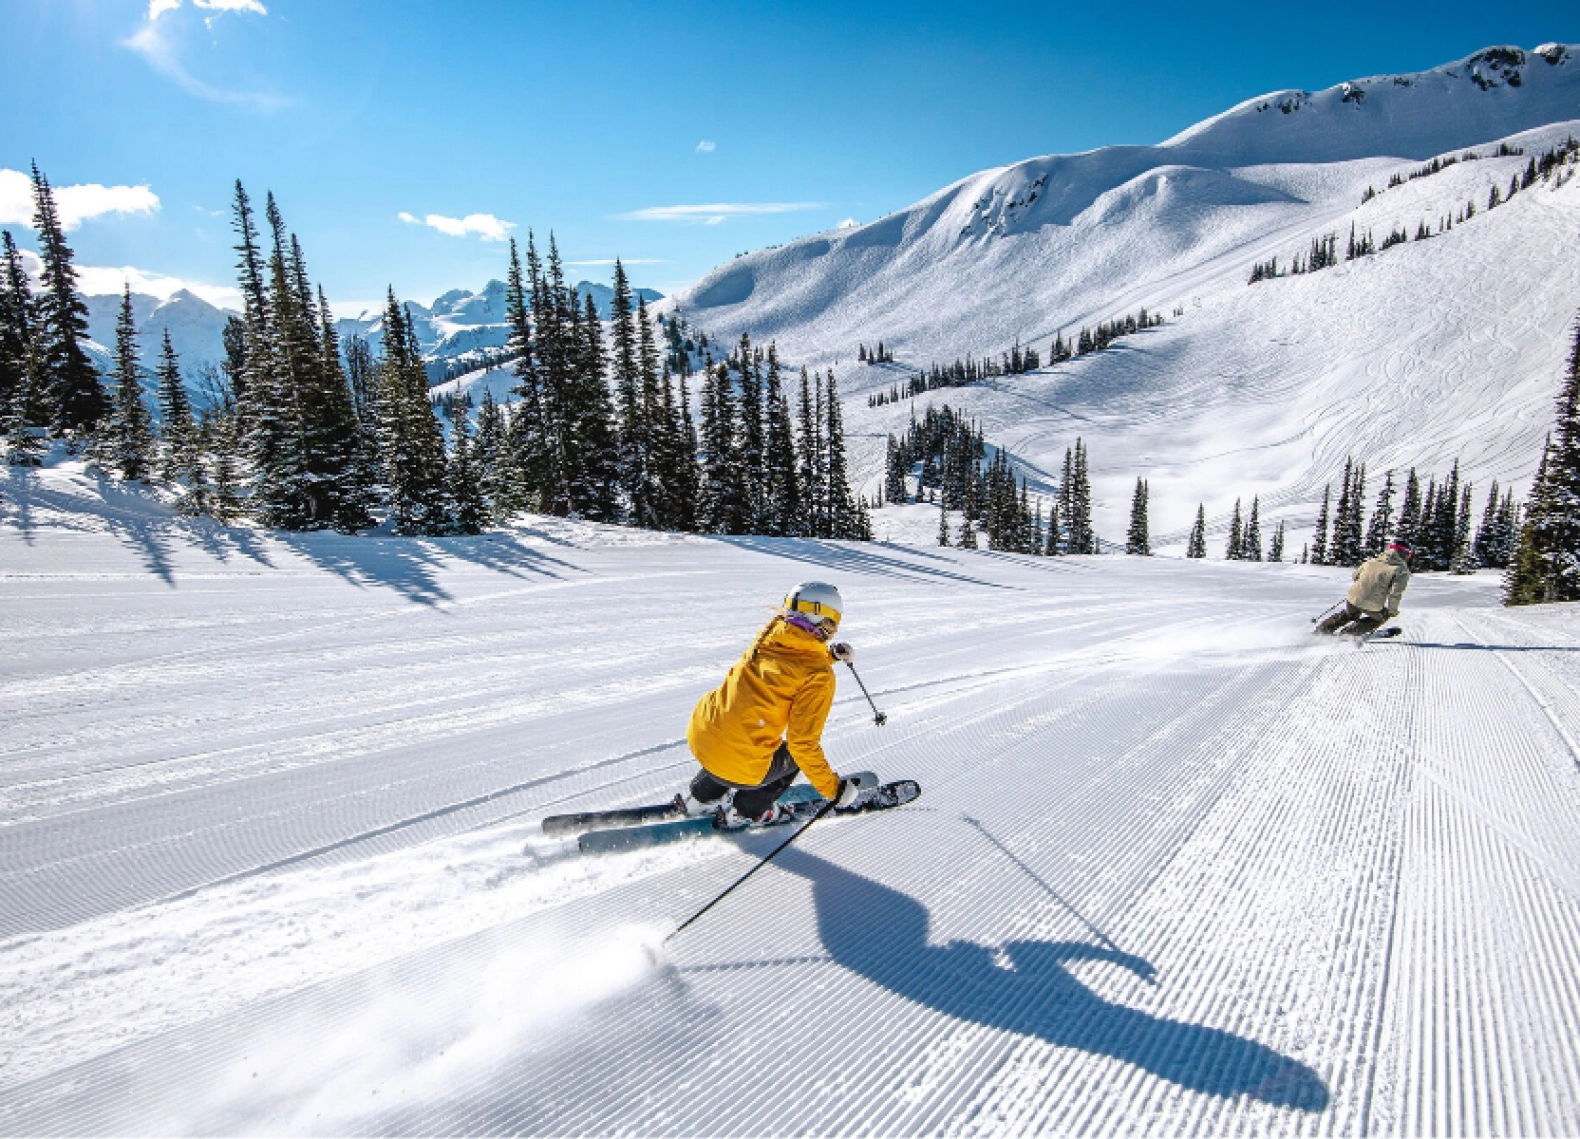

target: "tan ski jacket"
[1347,550,1411,617]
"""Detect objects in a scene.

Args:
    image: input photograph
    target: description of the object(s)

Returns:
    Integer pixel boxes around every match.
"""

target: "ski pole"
[1311,600,1343,625]
[664,799,835,945]
[844,661,888,726]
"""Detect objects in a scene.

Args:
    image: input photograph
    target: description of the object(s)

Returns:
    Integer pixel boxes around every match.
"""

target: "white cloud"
[695,140,716,153]
[399,211,515,242]
[0,168,160,232]
[149,0,268,19]
[74,264,242,310]
[127,0,284,110]
[616,202,825,225]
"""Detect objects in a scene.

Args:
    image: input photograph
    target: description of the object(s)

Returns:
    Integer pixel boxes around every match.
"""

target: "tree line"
[1,170,871,542]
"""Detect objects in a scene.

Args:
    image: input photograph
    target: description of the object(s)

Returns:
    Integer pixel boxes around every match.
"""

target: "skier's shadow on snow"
[772,846,1330,1113]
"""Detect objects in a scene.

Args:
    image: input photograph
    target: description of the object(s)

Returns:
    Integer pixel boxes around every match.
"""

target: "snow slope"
[665,44,1580,544]
[5,461,1580,1135]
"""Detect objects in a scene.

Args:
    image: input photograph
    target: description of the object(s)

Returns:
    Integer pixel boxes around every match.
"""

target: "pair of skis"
[543,775,922,855]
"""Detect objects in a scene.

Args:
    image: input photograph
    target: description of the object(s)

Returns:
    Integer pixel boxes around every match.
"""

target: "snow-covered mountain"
[334,279,665,381]
[667,43,1580,548]
[83,289,235,380]
[79,278,664,398]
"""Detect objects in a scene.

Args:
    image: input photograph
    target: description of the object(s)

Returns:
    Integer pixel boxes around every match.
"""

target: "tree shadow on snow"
[272,531,583,607]
[712,535,1014,591]
[772,846,1331,1113]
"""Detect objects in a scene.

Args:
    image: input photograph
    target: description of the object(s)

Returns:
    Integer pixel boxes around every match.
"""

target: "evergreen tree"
[154,328,194,477]
[796,366,824,537]
[0,231,30,418]
[823,368,860,538]
[1244,496,1263,561]
[1225,498,1243,560]
[501,236,549,513]
[448,411,488,535]
[1,229,46,464]
[1045,501,1061,555]
[937,499,951,547]
[701,361,749,532]
[956,511,978,549]
[1331,458,1356,565]
[1506,320,1580,604]
[735,333,766,528]
[1186,504,1207,558]
[1066,439,1093,553]
[107,286,155,481]
[1126,477,1150,555]
[577,288,621,521]
[475,386,511,518]
[1311,484,1332,565]
[1450,482,1476,573]
[30,165,105,435]
[609,260,650,524]
[375,292,451,534]
[1364,470,1396,556]
[1269,519,1286,562]
[761,347,800,535]
[1396,468,1423,551]
[672,368,702,532]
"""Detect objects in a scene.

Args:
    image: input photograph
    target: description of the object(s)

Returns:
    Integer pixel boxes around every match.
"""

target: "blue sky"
[0,0,1573,314]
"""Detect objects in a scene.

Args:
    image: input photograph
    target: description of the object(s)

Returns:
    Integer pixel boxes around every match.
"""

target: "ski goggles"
[785,612,838,640]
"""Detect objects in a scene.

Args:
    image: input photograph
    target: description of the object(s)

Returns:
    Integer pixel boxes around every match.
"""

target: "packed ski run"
[3,467,1580,1135]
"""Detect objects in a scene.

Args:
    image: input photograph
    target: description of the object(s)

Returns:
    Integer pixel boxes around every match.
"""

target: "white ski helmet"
[783,581,843,632]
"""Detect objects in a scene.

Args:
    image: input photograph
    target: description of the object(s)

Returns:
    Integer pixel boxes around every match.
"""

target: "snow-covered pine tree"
[1045,501,1061,555]
[1269,519,1286,562]
[0,231,30,421]
[30,165,105,437]
[154,330,206,510]
[1311,484,1332,565]
[957,512,978,548]
[1244,495,1263,561]
[1505,320,1580,604]
[1186,504,1207,558]
[1331,458,1356,565]
[1396,468,1423,551]
[701,361,749,533]
[609,259,650,525]
[1225,498,1243,560]
[1364,470,1395,556]
[448,411,488,535]
[735,333,766,529]
[1126,477,1150,555]
[761,344,798,536]
[672,368,702,533]
[1416,477,1440,569]
[375,292,451,534]
[107,286,155,481]
[796,366,824,537]
[937,499,950,547]
[1450,482,1477,573]
[1,231,46,465]
[824,368,861,538]
[1068,439,1094,554]
[575,289,620,522]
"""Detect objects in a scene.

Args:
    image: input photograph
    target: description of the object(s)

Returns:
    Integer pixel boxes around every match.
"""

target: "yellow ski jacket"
[687,617,840,798]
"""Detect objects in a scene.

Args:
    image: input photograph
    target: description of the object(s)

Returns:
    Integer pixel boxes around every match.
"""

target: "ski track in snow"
[4,472,1580,1135]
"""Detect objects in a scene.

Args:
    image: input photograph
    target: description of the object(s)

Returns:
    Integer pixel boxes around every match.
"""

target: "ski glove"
[834,778,864,809]
[829,642,855,663]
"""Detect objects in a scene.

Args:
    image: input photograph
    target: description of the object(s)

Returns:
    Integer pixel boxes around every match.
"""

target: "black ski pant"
[690,742,801,818]
[1316,601,1387,636]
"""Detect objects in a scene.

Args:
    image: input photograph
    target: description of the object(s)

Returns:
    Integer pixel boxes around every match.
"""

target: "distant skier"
[680,581,866,828]
[1315,538,1412,636]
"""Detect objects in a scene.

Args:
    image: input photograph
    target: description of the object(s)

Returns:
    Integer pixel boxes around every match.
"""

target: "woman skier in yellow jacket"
[683,581,865,828]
